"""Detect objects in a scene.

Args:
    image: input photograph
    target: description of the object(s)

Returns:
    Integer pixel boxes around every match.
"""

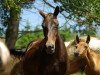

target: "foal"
[22,6,68,75]
[65,40,86,74]
[74,35,100,75]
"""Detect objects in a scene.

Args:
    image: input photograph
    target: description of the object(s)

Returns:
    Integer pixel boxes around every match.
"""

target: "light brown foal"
[74,35,100,75]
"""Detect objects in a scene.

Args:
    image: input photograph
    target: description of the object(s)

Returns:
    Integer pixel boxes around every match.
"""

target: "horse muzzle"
[46,44,55,54]
[74,52,79,57]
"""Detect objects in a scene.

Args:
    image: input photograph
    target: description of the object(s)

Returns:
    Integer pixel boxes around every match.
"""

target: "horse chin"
[46,48,55,54]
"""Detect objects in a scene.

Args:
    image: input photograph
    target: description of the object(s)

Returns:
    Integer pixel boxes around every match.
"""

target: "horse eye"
[75,45,77,48]
[84,45,87,48]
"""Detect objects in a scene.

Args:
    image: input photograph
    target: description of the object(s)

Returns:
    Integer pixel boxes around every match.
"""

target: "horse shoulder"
[87,51,100,72]
[25,39,43,58]
[26,39,42,51]
[93,53,100,72]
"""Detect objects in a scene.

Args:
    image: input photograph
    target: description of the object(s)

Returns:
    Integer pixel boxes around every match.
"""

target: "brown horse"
[74,35,100,75]
[22,6,68,75]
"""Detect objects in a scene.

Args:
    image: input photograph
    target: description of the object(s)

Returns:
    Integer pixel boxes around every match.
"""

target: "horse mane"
[9,39,43,59]
[10,48,26,59]
[56,34,68,62]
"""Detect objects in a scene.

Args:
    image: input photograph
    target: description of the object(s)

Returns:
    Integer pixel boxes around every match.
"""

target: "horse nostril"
[74,52,79,57]
[46,44,55,54]
[47,46,51,49]
[51,45,54,48]
[47,45,54,49]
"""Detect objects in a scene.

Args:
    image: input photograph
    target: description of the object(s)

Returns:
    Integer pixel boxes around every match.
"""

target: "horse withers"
[21,6,68,75]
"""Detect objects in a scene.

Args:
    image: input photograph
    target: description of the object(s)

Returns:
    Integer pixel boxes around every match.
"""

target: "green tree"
[16,23,43,48]
[60,25,76,41]
[24,20,31,31]
[0,0,35,49]
[0,28,3,36]
[53,0,100,25]
[43,0,99,36]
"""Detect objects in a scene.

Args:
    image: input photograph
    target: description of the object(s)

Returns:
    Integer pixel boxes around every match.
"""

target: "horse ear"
[76,35,79,43]
[53,6,59,17]
[38,10,46,18]
[86,35,90,44]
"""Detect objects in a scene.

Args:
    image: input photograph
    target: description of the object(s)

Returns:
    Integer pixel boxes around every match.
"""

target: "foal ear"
[86,35,90,44]
[53,6,59,17]
[76,35,80,43]
[38,10,46,18]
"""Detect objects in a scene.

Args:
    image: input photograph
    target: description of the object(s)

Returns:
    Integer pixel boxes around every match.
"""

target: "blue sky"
[19,0,100,37]
[19,0,76,31]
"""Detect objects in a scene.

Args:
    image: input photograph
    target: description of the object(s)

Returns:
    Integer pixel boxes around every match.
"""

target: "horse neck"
[68,57,86,74]
[55,34,67,62]
[84,48,95,69]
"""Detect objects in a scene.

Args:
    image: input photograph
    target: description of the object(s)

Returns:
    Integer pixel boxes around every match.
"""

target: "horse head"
[39,6,59,54]
[74,35,90,57]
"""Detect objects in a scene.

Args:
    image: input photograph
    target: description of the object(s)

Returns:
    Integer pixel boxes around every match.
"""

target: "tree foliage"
[0,0,35,49]
[0,0,99,49]
[16,27,43,48]
[16,21,43,48]
[16,23,76,48]
[54,0,100,25]
[43,0,99,36]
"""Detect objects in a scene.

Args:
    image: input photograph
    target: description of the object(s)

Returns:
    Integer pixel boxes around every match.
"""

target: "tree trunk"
[5,9,20,49]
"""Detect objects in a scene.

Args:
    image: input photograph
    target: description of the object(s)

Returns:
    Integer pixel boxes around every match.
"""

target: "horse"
[23,36,100,75]
[64,36,100,75]
[10,6,68,75]
[0,40,27,75]
[10,36,100,75]
[74,35,100,75]
[64,40,86,75]
[0,40,10,72]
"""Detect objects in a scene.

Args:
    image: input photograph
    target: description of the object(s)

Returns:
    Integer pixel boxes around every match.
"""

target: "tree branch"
[42,0,70,19]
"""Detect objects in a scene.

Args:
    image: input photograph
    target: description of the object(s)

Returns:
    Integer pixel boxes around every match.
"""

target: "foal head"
[74,35,90,57]
[39,6,59,54]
